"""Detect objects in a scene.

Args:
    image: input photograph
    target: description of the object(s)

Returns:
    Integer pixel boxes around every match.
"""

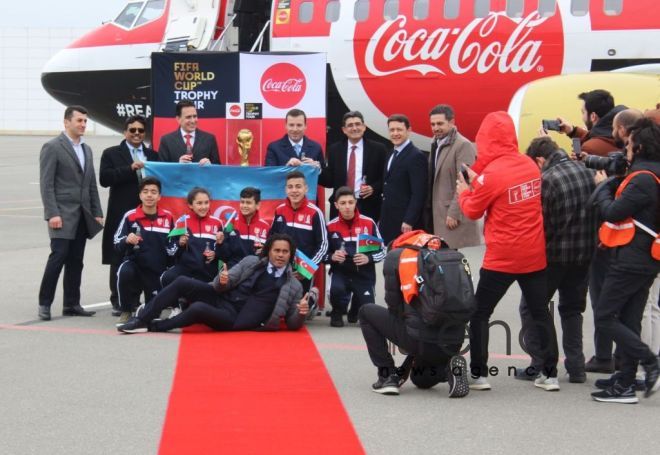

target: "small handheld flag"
[294,250,319,280]
[224,210,237,233]
[168,214,189,238]
[357,233,383,253]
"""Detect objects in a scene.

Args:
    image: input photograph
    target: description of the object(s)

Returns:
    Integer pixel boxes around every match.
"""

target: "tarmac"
[0,135,657,455]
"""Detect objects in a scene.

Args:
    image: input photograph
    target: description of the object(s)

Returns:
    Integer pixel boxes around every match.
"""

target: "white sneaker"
[534,374,560,391]
[469,376,491,391]
[306,287,320,321]
[168,306,182,319]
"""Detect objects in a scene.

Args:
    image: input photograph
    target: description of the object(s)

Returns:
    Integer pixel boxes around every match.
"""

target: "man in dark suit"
[320,111,386,221]
[157,100,221,164]
[265,108,323,169]
[38,105,104,320]
[379,114,428,246]
[100,115,158,316]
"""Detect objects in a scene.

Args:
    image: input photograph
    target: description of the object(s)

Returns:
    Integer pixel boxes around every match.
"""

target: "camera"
[584,151,629,176]
[542,119,561,132]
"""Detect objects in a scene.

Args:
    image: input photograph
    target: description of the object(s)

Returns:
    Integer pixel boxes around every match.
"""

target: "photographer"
[516,137,596,383]
[583,109,643,374]
[590,118,660,403]
[553,89,625,157]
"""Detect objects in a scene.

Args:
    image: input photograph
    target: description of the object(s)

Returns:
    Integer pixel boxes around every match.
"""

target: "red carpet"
[159,327,364,454]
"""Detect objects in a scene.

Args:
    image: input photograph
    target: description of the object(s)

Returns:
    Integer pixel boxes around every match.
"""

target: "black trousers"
[519,263,589,375]
[160,264,213,288]
[359,304,460,387]
[116,261,162,312]
[470,268,559,378]
[109,262,119,308]
[329,271,375,315]
[38,219,88,308]
[589,247,614,361]
[141,276,273,332]
[594,269,656,386]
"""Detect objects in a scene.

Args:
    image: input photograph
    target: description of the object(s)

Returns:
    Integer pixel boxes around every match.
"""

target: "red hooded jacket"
[459,112,546,273]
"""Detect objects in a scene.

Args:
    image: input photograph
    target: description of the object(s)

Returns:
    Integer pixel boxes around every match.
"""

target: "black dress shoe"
[62,305,96,317]
[38,305,51,321]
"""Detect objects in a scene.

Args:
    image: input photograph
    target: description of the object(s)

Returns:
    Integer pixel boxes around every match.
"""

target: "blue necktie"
[294,143,302,157]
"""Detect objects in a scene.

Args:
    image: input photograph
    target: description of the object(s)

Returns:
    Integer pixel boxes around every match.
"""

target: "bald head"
[613,108,643,145]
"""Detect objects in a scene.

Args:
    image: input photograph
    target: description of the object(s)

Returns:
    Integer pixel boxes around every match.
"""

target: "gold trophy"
[236,129,254,166]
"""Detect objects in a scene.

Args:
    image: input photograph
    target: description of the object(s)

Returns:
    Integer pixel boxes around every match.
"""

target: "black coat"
[594,158,659,274]
[379,141,428,245]
[319,138,387,221]
[99,140,158,264]
[157,128,221,164]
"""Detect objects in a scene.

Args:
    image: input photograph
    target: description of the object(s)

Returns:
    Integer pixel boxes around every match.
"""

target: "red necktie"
[184,134,192,152]
[347,145,357,188]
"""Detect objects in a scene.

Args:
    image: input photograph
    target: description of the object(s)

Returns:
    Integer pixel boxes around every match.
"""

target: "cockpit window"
[114,2,144,28]
[135,0,166,26]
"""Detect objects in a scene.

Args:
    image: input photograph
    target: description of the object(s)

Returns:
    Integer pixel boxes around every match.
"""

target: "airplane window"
[604,0,623,15]
[537,0,556,17]
[114,2,144,29]
[325,0,341,22]
[570,0,589,16]
[444,0,460,19]
[506,0,524,17]
[413,0,429,20]
[134,0,165,27]
[354,0,369,22]
[384,0,399,20]
[299,1,314,24]
[474,0,491,18]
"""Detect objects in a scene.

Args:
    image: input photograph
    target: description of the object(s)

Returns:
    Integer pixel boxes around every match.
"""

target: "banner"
[151,52,327,166]
[144,162,319,223]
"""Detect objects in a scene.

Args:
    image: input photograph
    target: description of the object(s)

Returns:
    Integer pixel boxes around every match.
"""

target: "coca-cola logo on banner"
[260,63,307,109]
[229,104,242,117]
[353,8,564,139]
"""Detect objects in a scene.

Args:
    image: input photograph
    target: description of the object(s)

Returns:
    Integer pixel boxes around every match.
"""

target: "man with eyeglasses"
[320,111,387,221]
[100,115,158,315]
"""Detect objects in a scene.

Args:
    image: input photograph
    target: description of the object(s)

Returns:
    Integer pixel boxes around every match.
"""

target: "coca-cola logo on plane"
[260,63,307,109]
[353,8,564,139]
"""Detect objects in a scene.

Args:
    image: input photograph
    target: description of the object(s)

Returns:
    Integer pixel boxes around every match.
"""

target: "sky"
[0,0,129,27]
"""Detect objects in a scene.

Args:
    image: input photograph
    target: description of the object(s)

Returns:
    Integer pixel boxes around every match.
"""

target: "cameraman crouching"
[590,118,660,403]
[358,235,469,398]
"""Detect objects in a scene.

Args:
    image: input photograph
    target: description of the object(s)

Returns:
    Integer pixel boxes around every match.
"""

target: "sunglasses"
[128,127,145,134]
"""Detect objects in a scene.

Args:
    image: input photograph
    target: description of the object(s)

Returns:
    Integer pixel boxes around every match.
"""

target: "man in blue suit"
[379,114,428,246]
[265,108,323,169]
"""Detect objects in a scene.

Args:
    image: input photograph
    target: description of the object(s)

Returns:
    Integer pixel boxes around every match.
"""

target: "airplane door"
[161,0,224,50]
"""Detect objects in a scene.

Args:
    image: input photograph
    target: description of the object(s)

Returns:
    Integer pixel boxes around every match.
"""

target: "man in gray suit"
[38,106,104,320]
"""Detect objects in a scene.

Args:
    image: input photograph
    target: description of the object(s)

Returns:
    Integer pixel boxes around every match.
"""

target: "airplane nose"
[41,48,86,108]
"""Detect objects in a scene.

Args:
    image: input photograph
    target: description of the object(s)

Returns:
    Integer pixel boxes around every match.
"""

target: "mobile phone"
[542,119,561,132]
[571,138,582,158]
[461,164,470,183]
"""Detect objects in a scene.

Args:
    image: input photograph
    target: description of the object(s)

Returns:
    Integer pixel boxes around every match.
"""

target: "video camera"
[583,151,629,176]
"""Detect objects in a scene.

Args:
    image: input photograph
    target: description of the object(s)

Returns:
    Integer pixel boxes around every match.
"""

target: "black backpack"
[406,246,476,326]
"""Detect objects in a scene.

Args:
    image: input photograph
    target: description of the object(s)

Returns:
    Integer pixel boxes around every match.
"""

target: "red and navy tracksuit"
[162,212,225,287]
[114,205,174,312]
[218,210,270,267]
[269,197,328,292]
[326,210,385,315]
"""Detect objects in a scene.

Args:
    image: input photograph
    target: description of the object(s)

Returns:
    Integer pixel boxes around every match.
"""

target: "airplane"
[41,0,660,148]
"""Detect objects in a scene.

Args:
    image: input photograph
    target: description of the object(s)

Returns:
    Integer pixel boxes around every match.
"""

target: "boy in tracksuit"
[326,186,385,327]
[219,187,270,267]
[114,177,174,322]
[269,170,328,316]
